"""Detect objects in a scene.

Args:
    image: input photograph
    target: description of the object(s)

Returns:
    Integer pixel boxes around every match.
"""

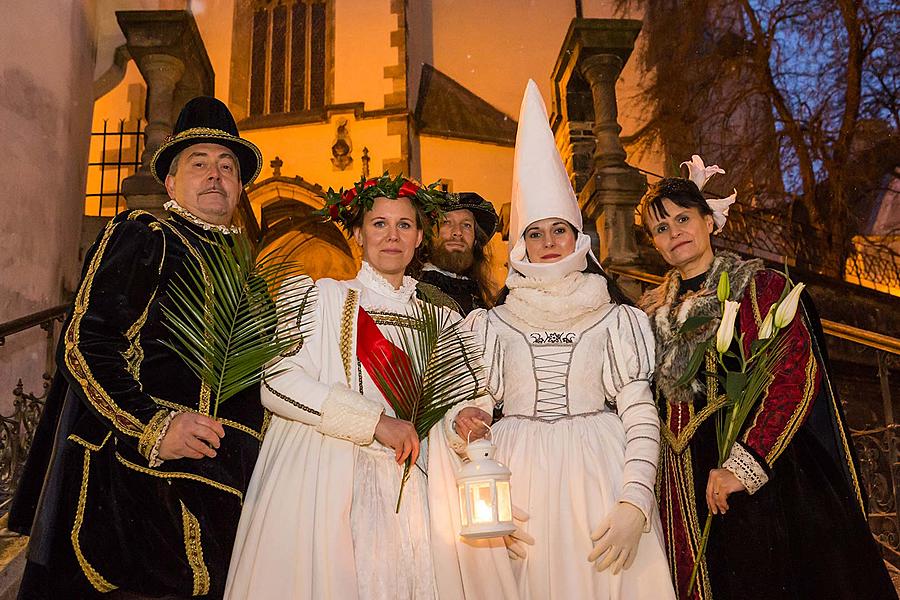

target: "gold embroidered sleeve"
[62,213,170,443]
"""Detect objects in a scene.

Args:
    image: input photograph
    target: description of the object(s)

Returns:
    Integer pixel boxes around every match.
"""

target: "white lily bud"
[717,272,730,303]
[758,306,776,340]
[716,300,741,353]
[773,283,806,329]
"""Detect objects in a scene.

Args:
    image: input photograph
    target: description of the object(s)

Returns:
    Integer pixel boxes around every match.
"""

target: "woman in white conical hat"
[450,80,675,599]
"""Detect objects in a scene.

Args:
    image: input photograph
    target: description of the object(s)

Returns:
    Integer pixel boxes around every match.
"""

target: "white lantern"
[457,438,515,539]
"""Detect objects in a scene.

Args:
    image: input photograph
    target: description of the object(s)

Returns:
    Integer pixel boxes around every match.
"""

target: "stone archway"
[247,176,360,281]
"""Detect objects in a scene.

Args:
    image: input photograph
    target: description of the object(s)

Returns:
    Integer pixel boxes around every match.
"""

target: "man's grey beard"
[430,243,474,275]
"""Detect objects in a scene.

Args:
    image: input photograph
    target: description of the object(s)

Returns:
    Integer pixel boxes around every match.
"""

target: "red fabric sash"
[355,307,414,410]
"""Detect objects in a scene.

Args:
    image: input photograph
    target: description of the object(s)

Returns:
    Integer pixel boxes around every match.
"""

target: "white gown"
[225,263,474,599]
[465,271,676,600]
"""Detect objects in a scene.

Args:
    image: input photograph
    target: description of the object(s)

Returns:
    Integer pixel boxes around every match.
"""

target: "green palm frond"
[162,232,316,417]
[367,300,483,510]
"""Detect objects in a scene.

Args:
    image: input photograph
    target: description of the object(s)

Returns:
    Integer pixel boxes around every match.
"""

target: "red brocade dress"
[641,253,895,600]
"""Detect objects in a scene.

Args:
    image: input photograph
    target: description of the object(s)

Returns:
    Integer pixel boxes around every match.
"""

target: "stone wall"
[0,0,98,411]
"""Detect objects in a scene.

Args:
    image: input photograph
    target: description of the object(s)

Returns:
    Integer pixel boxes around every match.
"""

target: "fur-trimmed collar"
[639,252,763,404]
[503,271,611,327]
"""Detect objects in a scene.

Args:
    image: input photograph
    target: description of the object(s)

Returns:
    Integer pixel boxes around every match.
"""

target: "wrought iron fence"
[0,379,49,512]
[84,119,144,217]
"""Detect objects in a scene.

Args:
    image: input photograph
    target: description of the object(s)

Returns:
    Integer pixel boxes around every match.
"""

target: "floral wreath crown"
[318,172,448,237]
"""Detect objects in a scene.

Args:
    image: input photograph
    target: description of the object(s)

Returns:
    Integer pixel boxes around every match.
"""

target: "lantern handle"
[466,421,493,444]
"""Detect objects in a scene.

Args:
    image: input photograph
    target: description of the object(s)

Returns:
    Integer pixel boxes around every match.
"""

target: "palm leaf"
[367,300,484,510]
[162,232,316,417]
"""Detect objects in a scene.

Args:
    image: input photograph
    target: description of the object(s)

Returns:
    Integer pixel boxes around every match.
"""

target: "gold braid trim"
[180,501,210,596]
[260,409,272,437]
[152,397,264,440]
[64,220,150,438]
[764,343,817,464]
[749,277,763,326]
[368,311,426,331]
[829,375,866,512]
[159,221,213,415]
[114,453,243,501]
[71,449,117,592]
[661,352,727,454]
[339,289,359,386]
[68,432,112,452]
[138,409,174,460]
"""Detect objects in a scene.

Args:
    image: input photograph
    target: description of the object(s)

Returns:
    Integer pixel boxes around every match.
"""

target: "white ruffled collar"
[502,270,611,327]
[357,261,418,304]
[422,262,470,280]
[164,200,242,234]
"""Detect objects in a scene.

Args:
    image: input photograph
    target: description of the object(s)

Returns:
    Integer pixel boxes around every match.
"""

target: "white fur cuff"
[723,443,769,495]
[315,384,384,445]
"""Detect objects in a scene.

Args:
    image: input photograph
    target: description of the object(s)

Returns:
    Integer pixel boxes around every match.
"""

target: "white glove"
[503,506,534,560]
[588,502,646,574]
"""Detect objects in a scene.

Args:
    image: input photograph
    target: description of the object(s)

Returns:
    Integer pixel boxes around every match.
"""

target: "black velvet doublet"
[10,211,267,599]
[417,269,483,315]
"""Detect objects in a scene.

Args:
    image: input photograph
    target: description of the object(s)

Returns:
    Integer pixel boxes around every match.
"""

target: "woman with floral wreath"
[638,157,895,599]
[224,173,493,599]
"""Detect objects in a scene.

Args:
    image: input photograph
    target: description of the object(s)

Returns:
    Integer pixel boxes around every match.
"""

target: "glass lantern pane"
[458,484,468,527]
[496,481,512,522]
[469,482,495,524]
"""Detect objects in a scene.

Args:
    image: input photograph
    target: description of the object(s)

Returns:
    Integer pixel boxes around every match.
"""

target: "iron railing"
[0,304,67,512]
[85,119,144,217]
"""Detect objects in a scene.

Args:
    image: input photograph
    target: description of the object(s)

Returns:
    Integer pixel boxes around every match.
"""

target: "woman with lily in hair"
[224,173,494,599]
[638,157,895,599]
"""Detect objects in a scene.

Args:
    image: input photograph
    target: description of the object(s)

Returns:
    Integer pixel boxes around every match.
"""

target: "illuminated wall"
[86,0,663,286]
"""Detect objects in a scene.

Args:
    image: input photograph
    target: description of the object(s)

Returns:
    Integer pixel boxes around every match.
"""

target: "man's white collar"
[422,263,470,280]
[164,200,242,234]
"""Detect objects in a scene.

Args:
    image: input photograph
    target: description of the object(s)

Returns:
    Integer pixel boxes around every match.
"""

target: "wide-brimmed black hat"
[443,192,499,239]
[150,96,262,186]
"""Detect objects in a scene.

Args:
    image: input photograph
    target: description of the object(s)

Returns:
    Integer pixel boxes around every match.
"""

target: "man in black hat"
[10,97,266,599]
[418,192,499,315]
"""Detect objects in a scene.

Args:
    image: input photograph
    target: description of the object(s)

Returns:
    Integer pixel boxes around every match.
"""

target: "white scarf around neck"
[507,231,592,282]
[503,270,611,327]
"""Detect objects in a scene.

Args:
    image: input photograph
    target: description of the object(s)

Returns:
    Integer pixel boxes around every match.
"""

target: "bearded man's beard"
[430,242,475,274]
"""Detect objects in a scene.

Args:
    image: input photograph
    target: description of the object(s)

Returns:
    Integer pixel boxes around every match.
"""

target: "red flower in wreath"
[397,180,421,198]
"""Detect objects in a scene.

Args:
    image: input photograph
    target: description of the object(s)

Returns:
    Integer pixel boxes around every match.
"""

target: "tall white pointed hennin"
[508,79,592,280]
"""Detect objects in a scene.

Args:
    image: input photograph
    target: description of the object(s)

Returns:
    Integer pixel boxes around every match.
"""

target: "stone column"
[579,52,647,270]
[120,54,184,215]
[139,54,185,170]
[549,18,647,298]
[116,10,215,216]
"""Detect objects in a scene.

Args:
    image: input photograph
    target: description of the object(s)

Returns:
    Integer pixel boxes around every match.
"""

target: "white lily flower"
[773,282,806,329]
[681,155,725,191]
[716,300,741,353]
[758,306,776,340]
[706,189,737,234]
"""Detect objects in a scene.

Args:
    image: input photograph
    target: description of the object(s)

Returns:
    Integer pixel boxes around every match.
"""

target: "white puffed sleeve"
[261,279,383,444]
[441,308,496,455]
[601,305,660,526]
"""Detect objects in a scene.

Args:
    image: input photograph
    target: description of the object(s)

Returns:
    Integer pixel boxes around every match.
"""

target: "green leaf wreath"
[162,232,316,417]
[367,300,484,512]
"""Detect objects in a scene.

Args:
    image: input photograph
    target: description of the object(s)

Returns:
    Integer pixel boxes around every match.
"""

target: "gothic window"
[249,1,328,116]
